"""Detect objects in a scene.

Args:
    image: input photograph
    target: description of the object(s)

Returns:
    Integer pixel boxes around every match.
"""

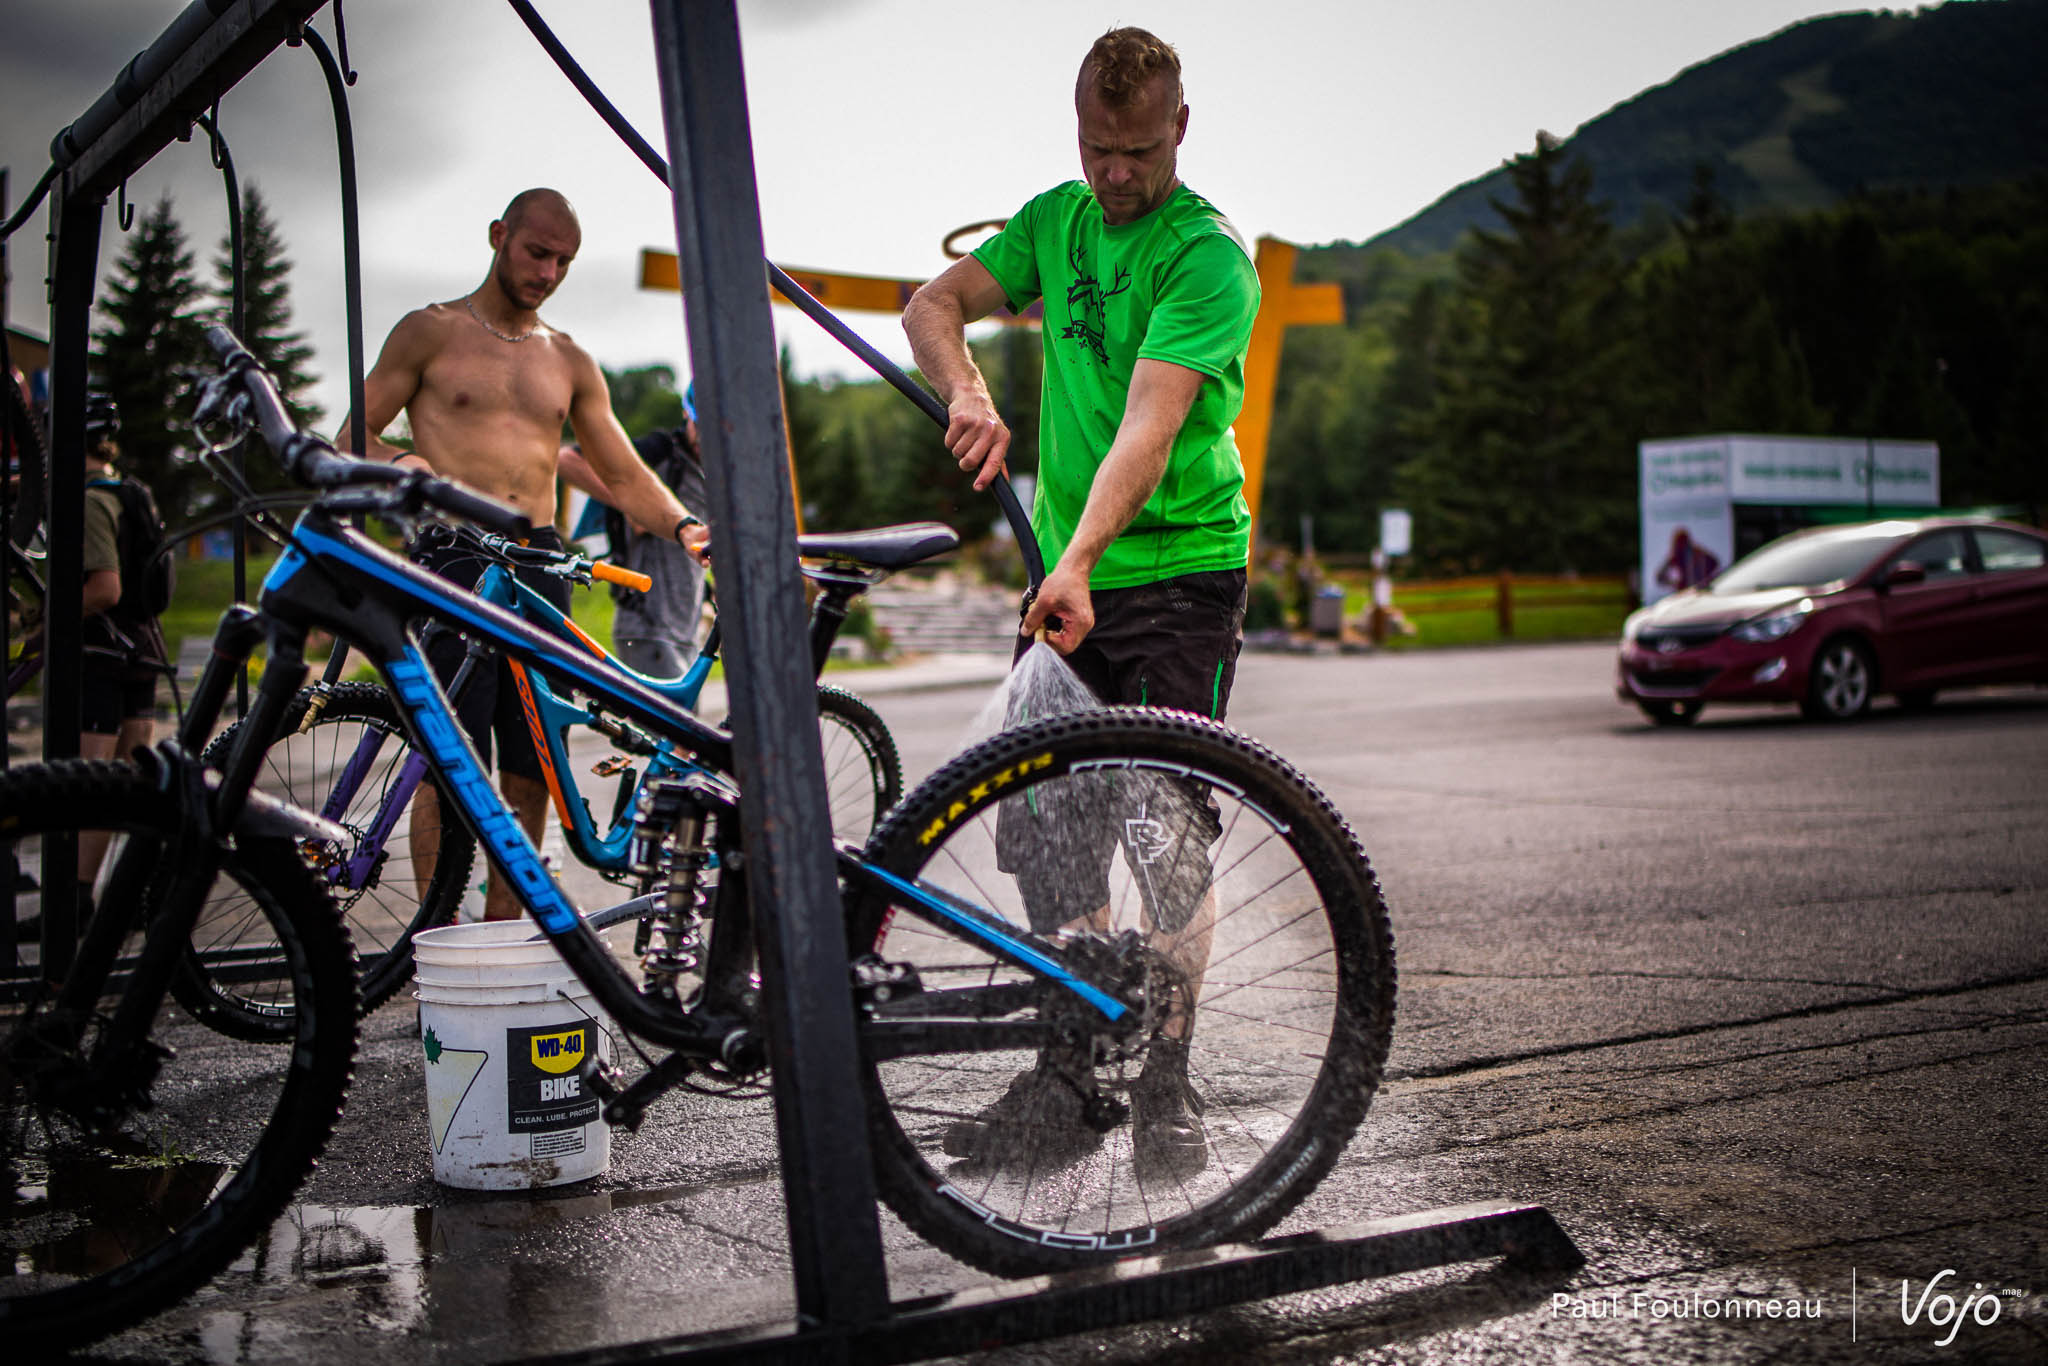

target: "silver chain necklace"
[464,293,539,343]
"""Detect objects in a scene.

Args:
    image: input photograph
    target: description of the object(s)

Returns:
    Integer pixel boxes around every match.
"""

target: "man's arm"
[902,256,1014,489]
[556,445,614,502]
[1021,358,1207,653]
[82,569,121,617]
[336,311,433,472]
[565,349,710,562]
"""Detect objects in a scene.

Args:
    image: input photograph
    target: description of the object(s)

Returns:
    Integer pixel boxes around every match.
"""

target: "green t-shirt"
[974,181,1259,589]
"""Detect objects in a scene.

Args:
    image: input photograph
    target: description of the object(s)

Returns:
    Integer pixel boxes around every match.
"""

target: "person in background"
[336,187,708,921]
[77,392,172,906]
[563,380,711,678]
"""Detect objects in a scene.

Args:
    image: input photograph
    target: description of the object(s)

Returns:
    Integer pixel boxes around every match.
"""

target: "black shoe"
[1132,1037,1208,1179]
[941,1062,1105,1168]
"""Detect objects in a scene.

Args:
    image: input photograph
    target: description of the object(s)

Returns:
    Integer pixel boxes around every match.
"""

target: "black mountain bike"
[185,523,911,1027]
[0,331,1395,1353]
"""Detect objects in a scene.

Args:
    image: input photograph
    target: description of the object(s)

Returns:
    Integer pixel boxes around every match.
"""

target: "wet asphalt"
[70,642,2048,1365]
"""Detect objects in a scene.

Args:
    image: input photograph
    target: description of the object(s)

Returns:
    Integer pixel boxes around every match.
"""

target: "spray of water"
[959,639,1103,752]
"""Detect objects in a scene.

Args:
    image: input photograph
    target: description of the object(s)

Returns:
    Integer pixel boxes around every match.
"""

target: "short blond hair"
[1076,27,1182,110]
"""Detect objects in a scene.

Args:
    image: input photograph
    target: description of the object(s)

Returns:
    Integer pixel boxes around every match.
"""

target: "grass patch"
[1320,571,1633,649]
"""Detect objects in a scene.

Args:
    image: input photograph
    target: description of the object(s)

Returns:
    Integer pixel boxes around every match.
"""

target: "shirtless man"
[340,187,710,921]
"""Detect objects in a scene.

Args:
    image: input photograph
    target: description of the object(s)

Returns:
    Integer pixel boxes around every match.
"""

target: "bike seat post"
[804,568,868,679]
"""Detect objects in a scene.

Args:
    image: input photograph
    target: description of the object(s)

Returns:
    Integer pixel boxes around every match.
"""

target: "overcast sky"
[3,0,1882,424]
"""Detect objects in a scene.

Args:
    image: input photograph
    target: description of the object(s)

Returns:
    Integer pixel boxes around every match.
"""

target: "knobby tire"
[848,708,1396,1276]
[182,682,475,1035]
[0,760,358,1353]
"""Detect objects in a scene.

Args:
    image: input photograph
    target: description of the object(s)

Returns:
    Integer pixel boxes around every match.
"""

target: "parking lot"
[88,641,2048,1364]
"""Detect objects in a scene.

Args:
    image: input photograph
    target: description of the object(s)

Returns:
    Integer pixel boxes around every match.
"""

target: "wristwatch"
[673,514,703,544]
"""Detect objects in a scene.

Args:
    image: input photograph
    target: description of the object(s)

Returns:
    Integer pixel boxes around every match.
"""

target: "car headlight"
[1729,599,1813,643]
[1621,608,1649,644]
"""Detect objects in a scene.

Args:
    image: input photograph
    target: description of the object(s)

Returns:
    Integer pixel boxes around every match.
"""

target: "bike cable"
[502,0,1045,590]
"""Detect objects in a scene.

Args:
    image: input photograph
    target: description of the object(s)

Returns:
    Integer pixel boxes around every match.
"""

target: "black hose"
[300,25,366,460]
[502,0,1043,587]
[300,19,368,682]
[0,164,56,242]
[197,108,251,713]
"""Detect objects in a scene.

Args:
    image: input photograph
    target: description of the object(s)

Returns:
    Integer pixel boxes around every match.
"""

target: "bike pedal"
[578,1053,623,1097]
[1081,1091,1130,1134]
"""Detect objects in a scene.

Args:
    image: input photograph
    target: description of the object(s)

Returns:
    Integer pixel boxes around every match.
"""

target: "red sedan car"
[1617,516,2048,724]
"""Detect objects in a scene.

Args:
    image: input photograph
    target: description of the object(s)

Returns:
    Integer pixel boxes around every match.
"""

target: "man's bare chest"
[418,338,573,427]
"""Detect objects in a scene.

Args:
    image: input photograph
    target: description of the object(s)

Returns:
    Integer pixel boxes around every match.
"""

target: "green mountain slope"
[1363,0,2048,255]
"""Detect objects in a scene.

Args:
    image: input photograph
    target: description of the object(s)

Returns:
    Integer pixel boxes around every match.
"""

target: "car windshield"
[1710,525,1909,593]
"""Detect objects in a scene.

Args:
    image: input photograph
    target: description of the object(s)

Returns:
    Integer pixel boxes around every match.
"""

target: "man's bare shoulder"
[377,301,466,357]
[541,327,603,380]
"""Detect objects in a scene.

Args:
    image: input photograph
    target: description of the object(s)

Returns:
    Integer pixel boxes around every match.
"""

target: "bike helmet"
[83,391,120,439]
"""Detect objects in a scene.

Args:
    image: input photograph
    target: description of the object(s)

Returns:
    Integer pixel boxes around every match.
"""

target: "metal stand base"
[520,1201,1583,1365]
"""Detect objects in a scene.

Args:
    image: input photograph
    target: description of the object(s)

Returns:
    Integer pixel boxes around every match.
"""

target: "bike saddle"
[797,522,958,572]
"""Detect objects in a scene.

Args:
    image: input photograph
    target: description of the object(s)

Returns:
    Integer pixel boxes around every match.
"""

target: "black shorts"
[411,527,573,783]
[1000,567,1246,934]
[1014,567,1247,719]
[81,666,157,735]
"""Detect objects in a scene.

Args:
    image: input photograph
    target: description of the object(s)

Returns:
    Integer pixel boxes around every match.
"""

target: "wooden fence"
[1365,571,1633,641]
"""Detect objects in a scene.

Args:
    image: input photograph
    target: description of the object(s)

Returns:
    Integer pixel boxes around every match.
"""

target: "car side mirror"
[1883,561,1927,589]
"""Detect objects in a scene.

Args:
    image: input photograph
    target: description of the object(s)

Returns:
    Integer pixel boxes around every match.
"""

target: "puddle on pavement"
[8,1153,233,1283]
[190,1179,744,1360]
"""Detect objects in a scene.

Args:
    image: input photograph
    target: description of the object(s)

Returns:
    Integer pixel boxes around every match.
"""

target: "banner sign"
[1638,436,1940,604]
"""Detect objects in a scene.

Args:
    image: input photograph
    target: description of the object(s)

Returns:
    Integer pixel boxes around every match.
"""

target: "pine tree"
[213,183,320,429]
[1634,163,1829,437]
[92,192,208,519]
[1400,133,1634,572]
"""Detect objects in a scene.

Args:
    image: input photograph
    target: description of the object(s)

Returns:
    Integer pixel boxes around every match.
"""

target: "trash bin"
[1310,586,1345,637]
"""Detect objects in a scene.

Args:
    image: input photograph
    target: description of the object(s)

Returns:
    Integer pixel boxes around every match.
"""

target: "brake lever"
[188,373,249,444]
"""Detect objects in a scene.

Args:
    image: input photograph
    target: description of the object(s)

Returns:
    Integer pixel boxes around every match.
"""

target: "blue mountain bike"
[181,521,915,1031]
[0,331,1395,1353]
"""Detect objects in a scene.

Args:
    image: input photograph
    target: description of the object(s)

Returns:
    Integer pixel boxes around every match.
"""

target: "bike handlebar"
[203,326,533,540]
[465,528,650,594]
[592,561,653,593]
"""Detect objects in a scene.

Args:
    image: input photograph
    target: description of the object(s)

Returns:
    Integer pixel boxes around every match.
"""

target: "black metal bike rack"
[14,1,1584,1355]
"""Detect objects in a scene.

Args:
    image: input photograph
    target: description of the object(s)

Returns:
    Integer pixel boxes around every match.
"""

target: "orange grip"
[592,561,653,593]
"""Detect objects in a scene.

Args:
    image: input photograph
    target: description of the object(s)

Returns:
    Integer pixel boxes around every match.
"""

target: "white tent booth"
[1638,434,1940,604]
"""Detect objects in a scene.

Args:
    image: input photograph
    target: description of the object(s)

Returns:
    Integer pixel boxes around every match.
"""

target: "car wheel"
[1897,688,1938,712]
[1800,637,1875,722]
[1637,699,1703,727]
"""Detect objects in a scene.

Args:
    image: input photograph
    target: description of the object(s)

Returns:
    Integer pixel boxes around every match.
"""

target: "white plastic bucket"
[413,921,613,1190]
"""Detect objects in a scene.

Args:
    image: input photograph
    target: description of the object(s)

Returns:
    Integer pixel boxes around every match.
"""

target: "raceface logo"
[1124,818,1174,865]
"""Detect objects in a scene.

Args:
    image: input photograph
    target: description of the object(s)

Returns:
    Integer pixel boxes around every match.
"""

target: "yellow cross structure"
[1238,238,1344,557]
[638,236,1342,553]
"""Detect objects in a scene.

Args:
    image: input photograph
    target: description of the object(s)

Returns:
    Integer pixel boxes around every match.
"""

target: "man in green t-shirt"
[903,25,1260,1178]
